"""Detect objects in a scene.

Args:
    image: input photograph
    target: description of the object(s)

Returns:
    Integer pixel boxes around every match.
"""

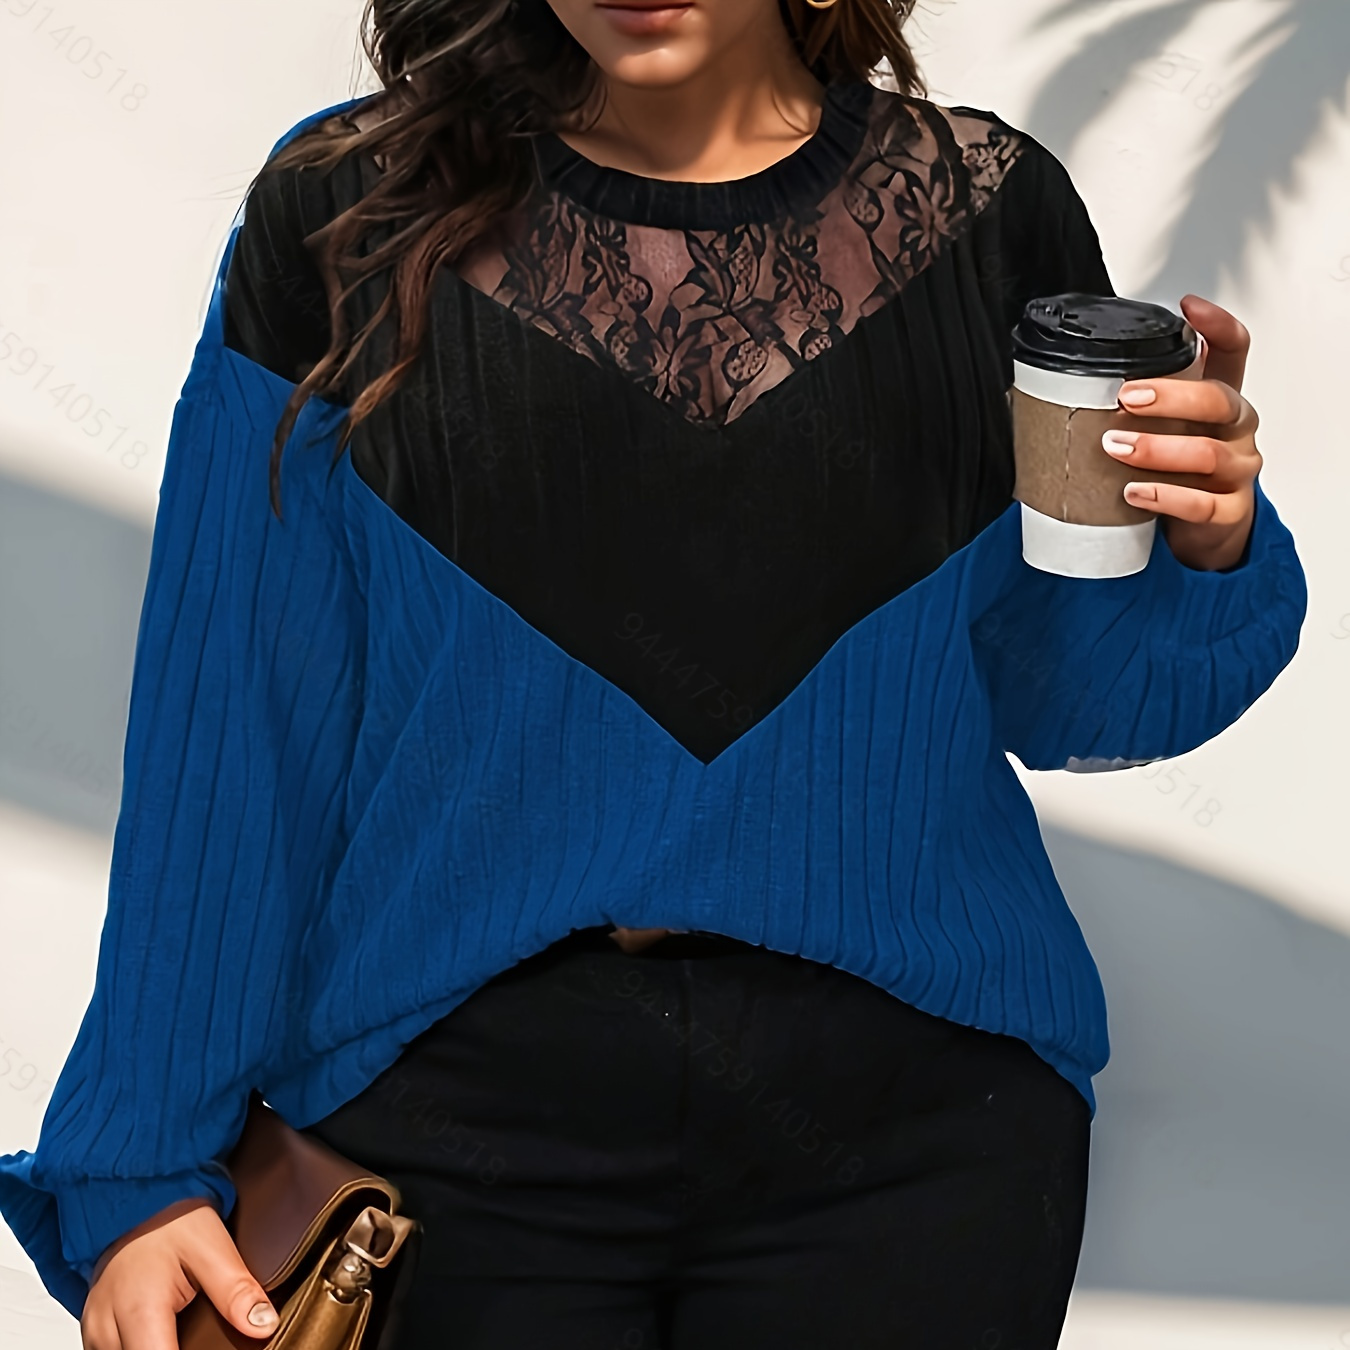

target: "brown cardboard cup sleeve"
[1010,390,1208,527]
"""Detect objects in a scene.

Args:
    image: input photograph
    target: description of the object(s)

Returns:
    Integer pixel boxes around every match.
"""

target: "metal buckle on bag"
[324,1206,417,1303]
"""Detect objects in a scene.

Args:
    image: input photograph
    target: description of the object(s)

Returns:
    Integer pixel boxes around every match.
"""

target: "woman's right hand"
[81,1196,279,1350]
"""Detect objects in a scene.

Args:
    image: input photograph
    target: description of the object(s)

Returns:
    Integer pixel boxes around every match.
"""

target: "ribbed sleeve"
[0,100,365,1319]
[960,127,1306,768]
[968,126,1119,353]
[220,152,335,385]
[967,476,1307,770]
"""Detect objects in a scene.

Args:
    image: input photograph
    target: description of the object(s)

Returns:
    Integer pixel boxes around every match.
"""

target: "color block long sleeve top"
[0,78,1308,1318]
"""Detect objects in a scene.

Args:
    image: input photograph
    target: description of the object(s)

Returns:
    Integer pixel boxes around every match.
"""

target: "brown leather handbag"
[176,1091,420,1350]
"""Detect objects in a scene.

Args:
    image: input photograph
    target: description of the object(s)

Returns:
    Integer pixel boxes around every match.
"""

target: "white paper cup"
[1011,296,1208,579]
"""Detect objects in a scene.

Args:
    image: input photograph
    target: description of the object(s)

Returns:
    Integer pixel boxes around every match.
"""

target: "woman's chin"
[591,43,711,87]
[577,9,714,86]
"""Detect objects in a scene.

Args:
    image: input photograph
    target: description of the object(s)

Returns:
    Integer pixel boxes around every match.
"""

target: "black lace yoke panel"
[471,78,1022,429]
[222,80,1115,763]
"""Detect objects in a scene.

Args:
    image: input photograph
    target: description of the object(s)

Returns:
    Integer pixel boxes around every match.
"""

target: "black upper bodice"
[222,78,1114,762]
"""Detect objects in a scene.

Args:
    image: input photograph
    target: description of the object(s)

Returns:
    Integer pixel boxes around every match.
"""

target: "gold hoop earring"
[803,0,840,8]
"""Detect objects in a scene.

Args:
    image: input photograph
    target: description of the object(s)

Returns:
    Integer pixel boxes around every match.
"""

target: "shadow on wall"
[1022,0,1350,302]
[0,469,148,835]
[1044,820,1350,1306]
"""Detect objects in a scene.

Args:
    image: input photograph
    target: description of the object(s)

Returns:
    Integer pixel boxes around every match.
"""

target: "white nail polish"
[1102,431,1136,456]
[248,1302,278,1328]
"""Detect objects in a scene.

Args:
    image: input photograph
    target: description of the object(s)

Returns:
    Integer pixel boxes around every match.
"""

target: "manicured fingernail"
[248,1303,278,1328]
[1102,430,1139,456]
[1119,385,1156,407]
[1124,482,1157,502]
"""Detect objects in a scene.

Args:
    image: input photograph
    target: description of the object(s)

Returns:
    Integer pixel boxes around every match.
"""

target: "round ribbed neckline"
[531,77,877,230]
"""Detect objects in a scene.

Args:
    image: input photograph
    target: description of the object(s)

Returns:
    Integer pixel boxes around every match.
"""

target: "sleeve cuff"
[1150,472,1306,657]
[59,1164,236,1285]
[0,1148,237,1319]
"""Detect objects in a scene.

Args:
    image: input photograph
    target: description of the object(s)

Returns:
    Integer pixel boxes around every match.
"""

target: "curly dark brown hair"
[250,0,927,515]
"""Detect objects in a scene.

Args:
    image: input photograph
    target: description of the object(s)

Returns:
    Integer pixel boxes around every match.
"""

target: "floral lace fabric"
[455,92,1028,429]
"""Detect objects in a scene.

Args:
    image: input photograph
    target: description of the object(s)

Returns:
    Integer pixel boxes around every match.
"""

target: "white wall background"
[1,0,1347,1345]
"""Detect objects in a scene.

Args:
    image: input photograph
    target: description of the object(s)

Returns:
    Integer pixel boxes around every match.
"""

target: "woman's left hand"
[1102,293,1262,572]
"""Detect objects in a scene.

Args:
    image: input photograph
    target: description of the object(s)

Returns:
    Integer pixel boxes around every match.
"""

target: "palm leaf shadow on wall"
[1023,0,1350,301]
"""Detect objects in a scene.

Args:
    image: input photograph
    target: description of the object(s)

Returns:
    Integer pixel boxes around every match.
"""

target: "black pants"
[301,927,1091,1349]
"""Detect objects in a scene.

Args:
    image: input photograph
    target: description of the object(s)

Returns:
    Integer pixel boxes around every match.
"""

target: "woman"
[0,0,1304,1346]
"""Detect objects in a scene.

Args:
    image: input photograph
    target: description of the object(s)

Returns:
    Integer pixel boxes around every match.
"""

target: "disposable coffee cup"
[1011,293,1208,578]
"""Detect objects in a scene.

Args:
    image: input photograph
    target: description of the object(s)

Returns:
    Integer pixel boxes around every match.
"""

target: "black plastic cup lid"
[1012,293,1198,379]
